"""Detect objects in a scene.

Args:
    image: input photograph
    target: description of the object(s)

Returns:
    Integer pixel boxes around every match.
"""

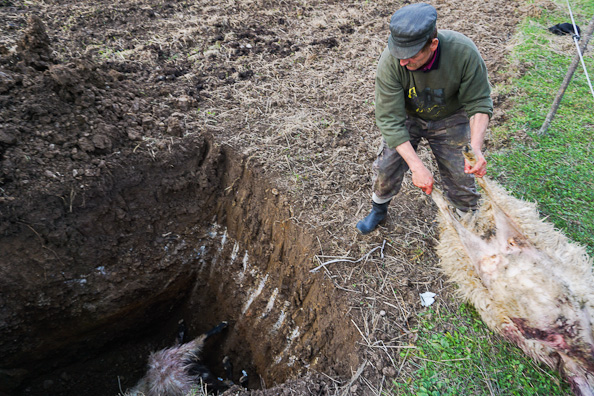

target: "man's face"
[399,38,439,70]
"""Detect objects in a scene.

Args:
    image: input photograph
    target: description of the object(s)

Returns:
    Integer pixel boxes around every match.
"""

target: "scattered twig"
[368,344,416,349]
[396,349,411,379]
[315,370,343,384]
[351,319,371,346]
[310,245,383,273]
[340,360,368,396]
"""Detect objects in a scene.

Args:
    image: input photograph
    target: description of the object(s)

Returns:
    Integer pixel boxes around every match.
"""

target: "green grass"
[489,1,594,255]
[389,1,593,395]
[388,304,570,396]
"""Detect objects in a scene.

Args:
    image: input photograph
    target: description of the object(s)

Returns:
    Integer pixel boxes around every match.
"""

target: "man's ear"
[430,38,439,52]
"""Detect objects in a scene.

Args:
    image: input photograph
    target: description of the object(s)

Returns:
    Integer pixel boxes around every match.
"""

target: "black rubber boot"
[356,201,390,235]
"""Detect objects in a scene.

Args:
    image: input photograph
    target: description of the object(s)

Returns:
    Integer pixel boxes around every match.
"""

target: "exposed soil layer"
[1,0,571,394]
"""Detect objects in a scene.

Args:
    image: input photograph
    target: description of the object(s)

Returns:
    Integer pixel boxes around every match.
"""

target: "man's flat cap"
[388,3,437,59]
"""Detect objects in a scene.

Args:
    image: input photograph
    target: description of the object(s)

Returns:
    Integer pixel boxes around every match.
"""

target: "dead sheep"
[431,150,594,396]
[125,321,247,396]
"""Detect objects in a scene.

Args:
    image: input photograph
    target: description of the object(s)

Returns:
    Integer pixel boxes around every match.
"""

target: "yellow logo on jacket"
[408,86,445,116]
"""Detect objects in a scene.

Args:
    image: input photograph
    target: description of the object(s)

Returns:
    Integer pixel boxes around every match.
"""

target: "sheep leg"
[560,357,594,396]
[222,356,249,388]
[480,181,536,256]
[432,188,500,284]
[220,356,249,389]
[190,362,231,392]
[431,188,488,260]
[184,321,229,366]
[204,321,229,340]
[462,146,534,253]
[176,319,226,344]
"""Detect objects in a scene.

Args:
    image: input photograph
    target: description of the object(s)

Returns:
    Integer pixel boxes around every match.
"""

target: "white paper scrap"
[420,292,436,307]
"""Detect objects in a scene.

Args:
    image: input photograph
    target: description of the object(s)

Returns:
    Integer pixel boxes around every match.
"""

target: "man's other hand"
[412,166,434,194]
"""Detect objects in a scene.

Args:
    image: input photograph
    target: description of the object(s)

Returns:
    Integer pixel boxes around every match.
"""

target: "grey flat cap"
[388,3,437,59]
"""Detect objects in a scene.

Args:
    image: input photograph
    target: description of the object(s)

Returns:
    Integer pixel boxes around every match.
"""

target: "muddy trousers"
[371,113,480,211]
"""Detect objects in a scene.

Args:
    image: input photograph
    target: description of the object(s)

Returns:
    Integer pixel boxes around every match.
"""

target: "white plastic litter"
[420,291,437,307]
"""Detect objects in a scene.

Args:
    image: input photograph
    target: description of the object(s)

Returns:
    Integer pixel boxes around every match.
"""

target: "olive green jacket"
[375,30,493,148]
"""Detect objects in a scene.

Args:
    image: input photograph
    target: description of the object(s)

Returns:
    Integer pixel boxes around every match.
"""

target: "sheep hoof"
[204,321,229,339]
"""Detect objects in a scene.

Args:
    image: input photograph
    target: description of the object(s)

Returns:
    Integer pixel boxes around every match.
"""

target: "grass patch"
[388,304,570,396]
[489,1,594,255]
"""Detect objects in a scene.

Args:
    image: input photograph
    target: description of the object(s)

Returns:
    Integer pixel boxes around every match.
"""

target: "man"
[357,2,493,234]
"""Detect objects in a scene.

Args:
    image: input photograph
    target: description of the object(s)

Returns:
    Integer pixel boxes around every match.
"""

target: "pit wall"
[0,133,358,392]
[211,145,360,386]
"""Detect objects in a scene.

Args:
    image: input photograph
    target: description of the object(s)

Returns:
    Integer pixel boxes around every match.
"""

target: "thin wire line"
[567,0,581,40]
[567,0,594,99]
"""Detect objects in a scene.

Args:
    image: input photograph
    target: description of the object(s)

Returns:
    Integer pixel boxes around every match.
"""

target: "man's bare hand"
[467,113,489,178]
[411,166,434,195]
[395,141,435,194]
[465,150,487,177]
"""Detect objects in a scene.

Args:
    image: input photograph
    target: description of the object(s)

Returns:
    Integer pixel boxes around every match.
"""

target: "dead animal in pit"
[125,321,248,396]
[431,149,594,396]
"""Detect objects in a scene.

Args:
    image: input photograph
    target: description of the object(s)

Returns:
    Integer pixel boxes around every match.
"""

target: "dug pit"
[0,14,360,395]
[1,136,359,395]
